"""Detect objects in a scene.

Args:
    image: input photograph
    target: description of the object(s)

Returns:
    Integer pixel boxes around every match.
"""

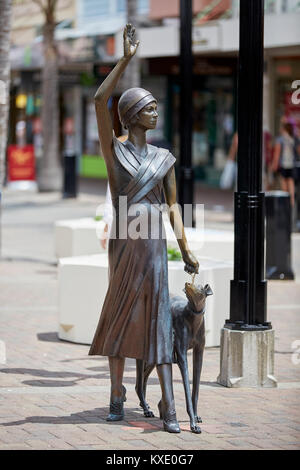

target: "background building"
[8,0,300,186]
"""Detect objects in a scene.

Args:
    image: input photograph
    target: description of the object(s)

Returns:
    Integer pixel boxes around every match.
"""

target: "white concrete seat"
[58,253,233,347]
[55,218,105,258]
[55,216,234,261]
[164,222,234,262]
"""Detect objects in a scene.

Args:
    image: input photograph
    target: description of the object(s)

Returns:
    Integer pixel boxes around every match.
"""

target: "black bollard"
[265,191,294,280]
[178,0,194,227]
[63,152,77,198]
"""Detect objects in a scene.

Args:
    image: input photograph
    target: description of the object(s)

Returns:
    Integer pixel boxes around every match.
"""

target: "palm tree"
[33,0,62,191]
[0,0,12,189]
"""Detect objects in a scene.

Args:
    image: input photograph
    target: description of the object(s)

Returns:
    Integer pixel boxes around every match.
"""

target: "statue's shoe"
[106,385,127,421]
[158,400,181,433]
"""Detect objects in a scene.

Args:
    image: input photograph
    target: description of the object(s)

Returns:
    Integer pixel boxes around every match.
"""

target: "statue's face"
[136,101,158,130]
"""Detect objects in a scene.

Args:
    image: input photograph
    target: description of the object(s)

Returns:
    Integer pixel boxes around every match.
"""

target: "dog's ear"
[204,284,213,296]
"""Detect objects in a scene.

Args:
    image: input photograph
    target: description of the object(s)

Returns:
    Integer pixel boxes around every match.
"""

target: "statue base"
[217,328,277,388]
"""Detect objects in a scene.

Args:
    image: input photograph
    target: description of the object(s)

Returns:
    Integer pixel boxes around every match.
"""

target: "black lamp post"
[178,0,194,227]
[225,0,272,331]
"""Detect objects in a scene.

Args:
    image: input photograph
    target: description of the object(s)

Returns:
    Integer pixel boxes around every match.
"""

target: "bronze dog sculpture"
[135,282,213,433]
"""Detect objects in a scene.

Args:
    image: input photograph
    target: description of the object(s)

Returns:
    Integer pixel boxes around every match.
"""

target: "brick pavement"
[0,189,300,450]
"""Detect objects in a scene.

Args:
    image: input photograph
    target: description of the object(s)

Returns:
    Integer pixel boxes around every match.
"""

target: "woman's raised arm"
[94,24,139,161]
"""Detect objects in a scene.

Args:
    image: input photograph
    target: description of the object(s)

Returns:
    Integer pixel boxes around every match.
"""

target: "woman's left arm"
[163,167,199,274]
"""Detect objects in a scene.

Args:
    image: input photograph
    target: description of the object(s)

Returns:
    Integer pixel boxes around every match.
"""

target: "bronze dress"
[89,135,176,365]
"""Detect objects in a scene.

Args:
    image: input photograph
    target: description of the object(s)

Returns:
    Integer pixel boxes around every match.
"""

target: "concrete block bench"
[165,223,234,262]
[55,216,234,261]
[58,253,233,348]
[55,218,105,258]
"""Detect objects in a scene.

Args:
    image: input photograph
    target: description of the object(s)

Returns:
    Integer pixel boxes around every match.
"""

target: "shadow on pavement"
[37,332,62,343]
[37,332,92,346]
[1,408,162,433]
[0,366,220,388]
[0,366,158,387]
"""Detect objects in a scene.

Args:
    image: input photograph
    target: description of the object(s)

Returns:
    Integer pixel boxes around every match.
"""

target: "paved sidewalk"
[0,189,299,450]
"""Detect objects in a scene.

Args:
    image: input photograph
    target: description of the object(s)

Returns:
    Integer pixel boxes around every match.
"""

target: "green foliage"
[167,247,182,261]
[80,72,97,87]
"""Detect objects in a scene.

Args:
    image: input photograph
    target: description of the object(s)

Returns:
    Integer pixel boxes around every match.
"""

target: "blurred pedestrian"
[220,130,275,191]
[263,129,274,190]
[100,183,113,250]
[272,122,297,207]
[294,120,300,164]
[219,131,237,189]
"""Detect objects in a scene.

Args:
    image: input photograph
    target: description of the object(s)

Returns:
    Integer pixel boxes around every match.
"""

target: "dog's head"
[183,283,213,314]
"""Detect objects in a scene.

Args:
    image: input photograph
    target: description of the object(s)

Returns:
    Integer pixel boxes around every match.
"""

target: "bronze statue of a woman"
[89,24,199,433]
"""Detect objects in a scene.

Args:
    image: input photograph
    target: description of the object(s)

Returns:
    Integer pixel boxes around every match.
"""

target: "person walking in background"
[219,131,238,190]
[100,183,113,250]
[272,122,297,207]
[220,130,275,191]
[227,131,238,162]
[263,129,274,190]
[295,121,300,157]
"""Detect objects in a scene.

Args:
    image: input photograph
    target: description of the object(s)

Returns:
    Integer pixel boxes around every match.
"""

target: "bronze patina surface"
[89,24,199,432]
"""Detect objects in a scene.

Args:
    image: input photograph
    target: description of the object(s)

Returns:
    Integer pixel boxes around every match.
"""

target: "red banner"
[7,145,36,182]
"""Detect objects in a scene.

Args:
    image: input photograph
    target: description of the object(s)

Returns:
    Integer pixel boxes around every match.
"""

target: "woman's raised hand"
[123,24,140,59]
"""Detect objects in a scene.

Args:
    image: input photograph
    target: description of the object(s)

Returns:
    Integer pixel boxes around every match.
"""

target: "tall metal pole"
[225,0,272,331]
[179,0,194,226]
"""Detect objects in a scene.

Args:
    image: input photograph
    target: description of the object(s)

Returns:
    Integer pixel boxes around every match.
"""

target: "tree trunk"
[38,1,62,191]
[121,0,141,91]
[0,0,12,189]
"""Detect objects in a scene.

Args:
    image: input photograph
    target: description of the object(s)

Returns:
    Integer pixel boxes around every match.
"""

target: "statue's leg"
[156,363,180,433]
[107,356,126,421]
[109,356,125,399]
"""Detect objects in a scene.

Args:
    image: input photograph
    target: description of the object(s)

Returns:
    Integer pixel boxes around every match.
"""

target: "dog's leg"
[143,363,154,398]
[175,343,201,434]
[192,339,205,424]
[143,362,155,418]
[135,359,155,418]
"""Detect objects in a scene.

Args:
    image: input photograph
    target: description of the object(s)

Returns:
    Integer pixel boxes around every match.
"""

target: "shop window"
[117,0,149,13]
[78,0,149,21]
[79,0,110,19]
[117,0,126,12]
[265,0,277,13]
[282,0,300,12]
[170,75,236,185]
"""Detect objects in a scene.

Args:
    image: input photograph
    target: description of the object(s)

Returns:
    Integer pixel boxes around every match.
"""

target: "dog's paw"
[141,402,155,418]
[195,415,202,423]
[191,424,202,434]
